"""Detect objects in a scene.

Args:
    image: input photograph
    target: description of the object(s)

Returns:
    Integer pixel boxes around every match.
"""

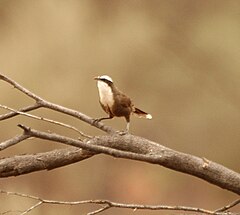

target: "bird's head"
[94,75,113,84]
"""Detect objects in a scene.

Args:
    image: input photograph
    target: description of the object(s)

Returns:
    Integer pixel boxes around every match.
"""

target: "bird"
[94,75,152,133]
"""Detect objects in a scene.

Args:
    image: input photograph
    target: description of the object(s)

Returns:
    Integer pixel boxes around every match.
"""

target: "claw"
[116,129,129,136]
[93,118,101,124]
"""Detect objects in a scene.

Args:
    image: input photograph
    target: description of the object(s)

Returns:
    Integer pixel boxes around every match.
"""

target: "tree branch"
[214,199,240,213]
[0,133,30,151]
[1,190,239,215]
[0,147,94,177]
[1,124,239,195]
[0,103,41,121]
[0,104,91,139]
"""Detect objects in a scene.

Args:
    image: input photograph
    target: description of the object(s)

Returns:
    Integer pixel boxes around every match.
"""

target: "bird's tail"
[133,108,152,119]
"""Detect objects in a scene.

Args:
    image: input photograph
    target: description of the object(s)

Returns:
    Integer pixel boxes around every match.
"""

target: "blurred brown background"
[0,1,239,214]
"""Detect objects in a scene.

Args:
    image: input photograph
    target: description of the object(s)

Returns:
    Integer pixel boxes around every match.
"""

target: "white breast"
[97,81,114,107]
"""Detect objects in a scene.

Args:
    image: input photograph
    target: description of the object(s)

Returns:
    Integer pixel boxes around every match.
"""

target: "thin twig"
[1,209,23,215]
[1,190,42,201]
[215,199,240,213]
[86,200,216,214]
[20,201,43,215]
[87,205,111,215]
[0,104,92,139]
[0,103,41,121]
[1,190,233,215]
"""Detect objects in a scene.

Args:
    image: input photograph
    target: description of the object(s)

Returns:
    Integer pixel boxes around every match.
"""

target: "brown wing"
[111,92,133,117]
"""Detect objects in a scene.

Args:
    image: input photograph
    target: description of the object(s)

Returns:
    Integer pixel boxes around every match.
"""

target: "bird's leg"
[116,118,130,135]
[126,121,130,132]
[93,115,113,123]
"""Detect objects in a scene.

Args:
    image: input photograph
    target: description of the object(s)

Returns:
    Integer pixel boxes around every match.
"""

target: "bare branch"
[0,74,42,101]
[0,104,92,139]
[0,103,41,121]
[2,124,237,195]
[85,200,219,214]
[1,209,23,215]
[215,199,240,213]
[20,201,43,215]
[0,147,94,177]
[87,205,110,215]
[2,190,237,215]
[39,101,115,134]
[0,133,30,151]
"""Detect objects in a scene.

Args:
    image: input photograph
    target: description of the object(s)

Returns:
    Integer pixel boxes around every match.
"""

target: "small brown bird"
[94,75,152,133]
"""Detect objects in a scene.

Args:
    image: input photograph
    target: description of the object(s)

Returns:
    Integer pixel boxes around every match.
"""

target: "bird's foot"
[92,118,101,124]
[93,116,112,124]
[116,129,129,136]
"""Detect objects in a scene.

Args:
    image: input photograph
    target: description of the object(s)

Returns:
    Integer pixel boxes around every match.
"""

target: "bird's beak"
[94,76,100,80]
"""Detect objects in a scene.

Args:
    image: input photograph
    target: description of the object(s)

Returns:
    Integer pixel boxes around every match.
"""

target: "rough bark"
[1,126,239,195]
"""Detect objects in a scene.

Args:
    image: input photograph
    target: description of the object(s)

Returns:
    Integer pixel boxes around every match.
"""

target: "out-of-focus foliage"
[0,1,239,214]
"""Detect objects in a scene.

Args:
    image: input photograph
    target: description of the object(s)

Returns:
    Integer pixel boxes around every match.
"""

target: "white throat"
[97,81,114,107]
